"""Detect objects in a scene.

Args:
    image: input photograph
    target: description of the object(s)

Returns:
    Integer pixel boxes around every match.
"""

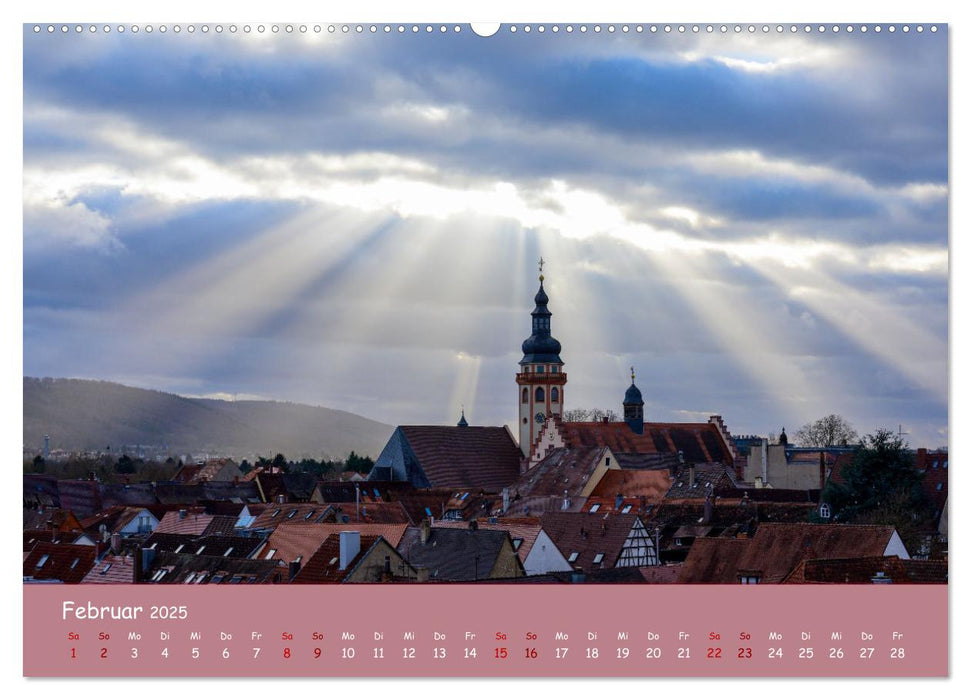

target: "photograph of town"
[23,23,947,588]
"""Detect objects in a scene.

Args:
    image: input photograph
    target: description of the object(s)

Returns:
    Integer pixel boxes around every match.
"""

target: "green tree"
[795,414,858,447]
[821,428,930,552]
[345,451,374,474]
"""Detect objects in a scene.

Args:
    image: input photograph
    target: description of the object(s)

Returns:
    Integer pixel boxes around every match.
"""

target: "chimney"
[139,548,156,582]
[502,487,510,513]
[133,545,143,583]
[110,532,122,555]
[178,509,187,520]
[761,438,768,484]
[289,557,302,580]
[468,519,478,531]
[602,416,609,424]
[339,531,361,571]
[416,566,430,582]
[277,494,285,504]
[420,519,431,545]
[703,494,713,525]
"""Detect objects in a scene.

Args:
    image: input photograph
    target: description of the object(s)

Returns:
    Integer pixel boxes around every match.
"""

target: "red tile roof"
[155,509,213,535]
[253,522,409,564]
[290,535,381,583]
[398,426,522,491]
[81,553,137,584]
[679,523,901,583]
[316,501,412,524]
[24,542,97,583]
[505,447,608,516]
[589,469,672,502]
[783,556,947,584]
[554,420,735,465]
[539,511,642,573]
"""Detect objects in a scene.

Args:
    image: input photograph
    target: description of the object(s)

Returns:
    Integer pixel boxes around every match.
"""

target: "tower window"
[551,366,558,373]
[522,388,528,404]
[551,388,559,402]
[535,387,545,402]
[537,365,545,373]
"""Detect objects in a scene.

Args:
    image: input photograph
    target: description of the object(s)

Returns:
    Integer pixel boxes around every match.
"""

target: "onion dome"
[520,278,563,364]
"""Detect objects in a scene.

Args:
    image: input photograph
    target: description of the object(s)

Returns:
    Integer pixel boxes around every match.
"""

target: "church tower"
[516,259,567,457]
[623,367,645,434]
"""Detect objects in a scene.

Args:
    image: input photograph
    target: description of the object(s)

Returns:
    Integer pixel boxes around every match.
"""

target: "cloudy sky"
[22,23,948,448]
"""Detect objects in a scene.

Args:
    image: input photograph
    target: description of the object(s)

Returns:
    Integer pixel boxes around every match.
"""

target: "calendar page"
[19,5,950,686]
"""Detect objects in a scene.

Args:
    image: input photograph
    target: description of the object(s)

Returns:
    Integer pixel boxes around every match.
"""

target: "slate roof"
[371,426,522,491]
[23,542,97,583]
[664,464,739,500]
[783,556,948,584]
[313,480,404,503]
[81,553,136,584]
[539,512,641,573]
[434,518,545,564]
[679,523,901,583]
[253,522,410,565]
[397,527,518,581]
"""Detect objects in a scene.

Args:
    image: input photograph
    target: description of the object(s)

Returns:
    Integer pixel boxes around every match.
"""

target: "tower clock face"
[535,412,546,424]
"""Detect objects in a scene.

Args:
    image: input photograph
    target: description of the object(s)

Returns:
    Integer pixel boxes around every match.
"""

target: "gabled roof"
[23,507,82,532]
[679,523,901,583]
[290,535,389,583]
[783,556,948,584]
[397,527,517,581]
[23,529,57,551]
[554,420,734,465]
[539,511,641,573]
[252,522,409,565]
[373,426,521,491]
[508,446,608,506]
[81,553,136,584]
[254,472,318,503]
[24,542,97,583]
[316,501,412,525]
[434,518,545,564]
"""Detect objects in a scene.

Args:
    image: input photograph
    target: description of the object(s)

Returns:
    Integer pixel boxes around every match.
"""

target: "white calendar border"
[4,0,961,697]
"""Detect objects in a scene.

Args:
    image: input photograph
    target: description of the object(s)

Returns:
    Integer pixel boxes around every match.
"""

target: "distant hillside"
[23,377,393,460]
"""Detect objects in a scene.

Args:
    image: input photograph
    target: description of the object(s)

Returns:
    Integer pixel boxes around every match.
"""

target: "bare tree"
[795,414,859,447]
[562,408,618,422]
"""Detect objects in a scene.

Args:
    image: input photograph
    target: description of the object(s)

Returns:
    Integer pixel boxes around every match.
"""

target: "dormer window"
[739,575,761,584]
[511,538,523,552]
[819,503,831,519]
[568,552,579,563]
[589,504,601,513]
[592,553,604,565]
[621,505,632,514]
[264,549,278,560]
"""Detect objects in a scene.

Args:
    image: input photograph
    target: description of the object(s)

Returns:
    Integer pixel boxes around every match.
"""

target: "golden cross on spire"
[631,366,636,383]
[538,256,545,281]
